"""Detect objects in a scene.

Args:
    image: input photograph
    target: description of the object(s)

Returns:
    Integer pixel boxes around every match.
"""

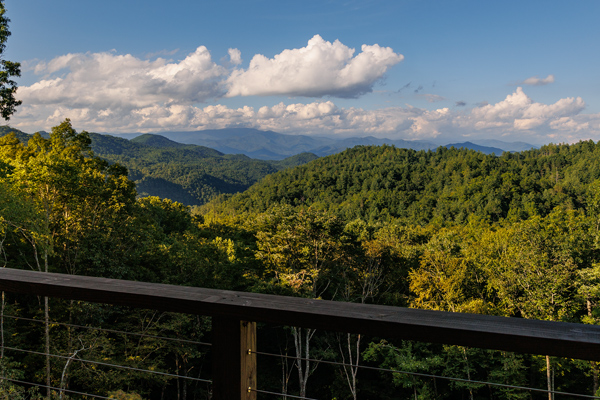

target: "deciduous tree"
[0,0,21,120]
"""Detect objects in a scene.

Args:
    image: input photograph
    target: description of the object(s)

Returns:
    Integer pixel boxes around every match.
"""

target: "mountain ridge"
[108,128,538,159]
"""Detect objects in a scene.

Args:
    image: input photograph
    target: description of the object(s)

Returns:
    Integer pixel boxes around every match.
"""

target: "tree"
[481,209,587,400]
[0,0,21,120]
[253,205,344,399]
[363,339,445,400]
[0,120,137,398]
[0,177,49,399]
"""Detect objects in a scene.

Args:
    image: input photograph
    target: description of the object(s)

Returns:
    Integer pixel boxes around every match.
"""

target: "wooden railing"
[1,268,600,399]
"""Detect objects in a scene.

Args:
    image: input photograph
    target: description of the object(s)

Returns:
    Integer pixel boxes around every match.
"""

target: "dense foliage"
[0,0,20,120]
[215,142,600,224]
[90,132,319,206]
[2,121,600,399]
[0,129,318,206]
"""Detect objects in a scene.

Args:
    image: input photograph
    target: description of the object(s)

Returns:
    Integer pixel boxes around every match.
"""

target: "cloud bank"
[10,38,600,144]
[12,87,600,144]
[20,35,403,112]
[22,47,228,112]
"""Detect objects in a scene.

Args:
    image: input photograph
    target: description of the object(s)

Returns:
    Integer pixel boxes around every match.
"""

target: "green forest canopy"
[2,122,600,398]
[0,126,319,206]
[212,141,600,224]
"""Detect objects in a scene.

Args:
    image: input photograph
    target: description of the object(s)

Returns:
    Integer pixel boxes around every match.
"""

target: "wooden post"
[242,321,257,400]
[212,317,257,400]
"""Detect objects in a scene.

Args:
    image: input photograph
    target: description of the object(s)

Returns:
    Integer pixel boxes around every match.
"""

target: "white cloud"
[460,87,586,134]
[18,36,403,116]
[10,42,600,144]
[518,74,555,86]
[228,48,242,65]
[10,86,599,144]
[225,35,404,98]
[10,88,600,144]
[19,47,228,112]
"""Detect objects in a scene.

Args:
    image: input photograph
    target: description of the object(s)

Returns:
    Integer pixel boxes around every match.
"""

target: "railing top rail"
[1,268,599,360]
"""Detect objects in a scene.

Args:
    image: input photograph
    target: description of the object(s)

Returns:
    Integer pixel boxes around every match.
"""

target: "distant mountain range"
[0,126,318,205]
[0,125,540,206]
[112,128,538,159]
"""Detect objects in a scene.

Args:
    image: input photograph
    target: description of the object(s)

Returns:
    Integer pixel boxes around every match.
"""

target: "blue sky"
[4,0,600,144]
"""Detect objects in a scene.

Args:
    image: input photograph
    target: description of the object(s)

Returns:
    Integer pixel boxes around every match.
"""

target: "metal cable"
[250,388,318,400]
[0,376,113,399]
[2,314,596,398]
[251,350,600,399]
[3,314,212,347]
[3,346,212,383]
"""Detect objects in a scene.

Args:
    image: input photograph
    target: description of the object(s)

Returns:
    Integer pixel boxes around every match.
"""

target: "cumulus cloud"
[518,74,555,86]
[13,87,599,144]
[228,48,242,65]
[225,35,404,98]
[19,36,403,117]
[11,41,600,144]
[461,87,585,132]
[447,87,594,142]
[20,47,228,112]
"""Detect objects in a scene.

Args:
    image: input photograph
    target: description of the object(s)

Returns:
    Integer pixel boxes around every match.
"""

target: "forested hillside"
[2,121,600,399]
[214,142,600,224]
[0,125,32,143]
[0,128,318,205]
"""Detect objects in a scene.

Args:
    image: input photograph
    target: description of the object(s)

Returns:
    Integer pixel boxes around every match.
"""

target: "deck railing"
[1,268,600,399]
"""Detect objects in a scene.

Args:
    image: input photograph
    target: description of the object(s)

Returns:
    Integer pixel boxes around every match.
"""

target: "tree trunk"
[176,355,181,400]
[45,295,50,399]
[593,362,599,397]
[280,343,293,398]
[59,345,86,400]
[182,359,188,400]
[462,347,474,400]
[546,355,552,400]
[587,299,599,395]
[1,290,4,379]
[339,333,360,400]
[350,333,360,400]
[293,327,316,399]
[44,249,51,399]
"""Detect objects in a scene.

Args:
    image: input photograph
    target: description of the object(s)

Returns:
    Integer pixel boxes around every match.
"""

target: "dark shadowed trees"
[0,0,20,120]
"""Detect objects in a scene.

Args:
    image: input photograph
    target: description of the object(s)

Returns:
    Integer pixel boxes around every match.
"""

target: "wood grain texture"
[1,268,599,360]
[241,321,257,400]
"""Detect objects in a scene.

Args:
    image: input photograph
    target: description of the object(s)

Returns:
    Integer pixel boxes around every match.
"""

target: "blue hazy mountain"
[471,139,540,152]
[111,128,536,159]
[444,142,505,155]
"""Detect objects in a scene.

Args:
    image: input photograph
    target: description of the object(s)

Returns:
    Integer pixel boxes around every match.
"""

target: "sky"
[3,0,600,145]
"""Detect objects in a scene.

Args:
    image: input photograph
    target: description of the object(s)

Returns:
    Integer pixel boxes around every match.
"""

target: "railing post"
[212,317,257,400]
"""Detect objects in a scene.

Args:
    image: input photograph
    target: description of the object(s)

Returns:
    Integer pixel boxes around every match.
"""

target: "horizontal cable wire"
[3,346,212,383]
[252,350,600,399]
[0,376,113,399]
[250,388,318,400]
[3,314,211,347]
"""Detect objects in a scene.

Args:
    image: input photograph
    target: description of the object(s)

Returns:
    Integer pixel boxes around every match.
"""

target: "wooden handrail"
[1,268,600,398]
[1,268,599,360]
